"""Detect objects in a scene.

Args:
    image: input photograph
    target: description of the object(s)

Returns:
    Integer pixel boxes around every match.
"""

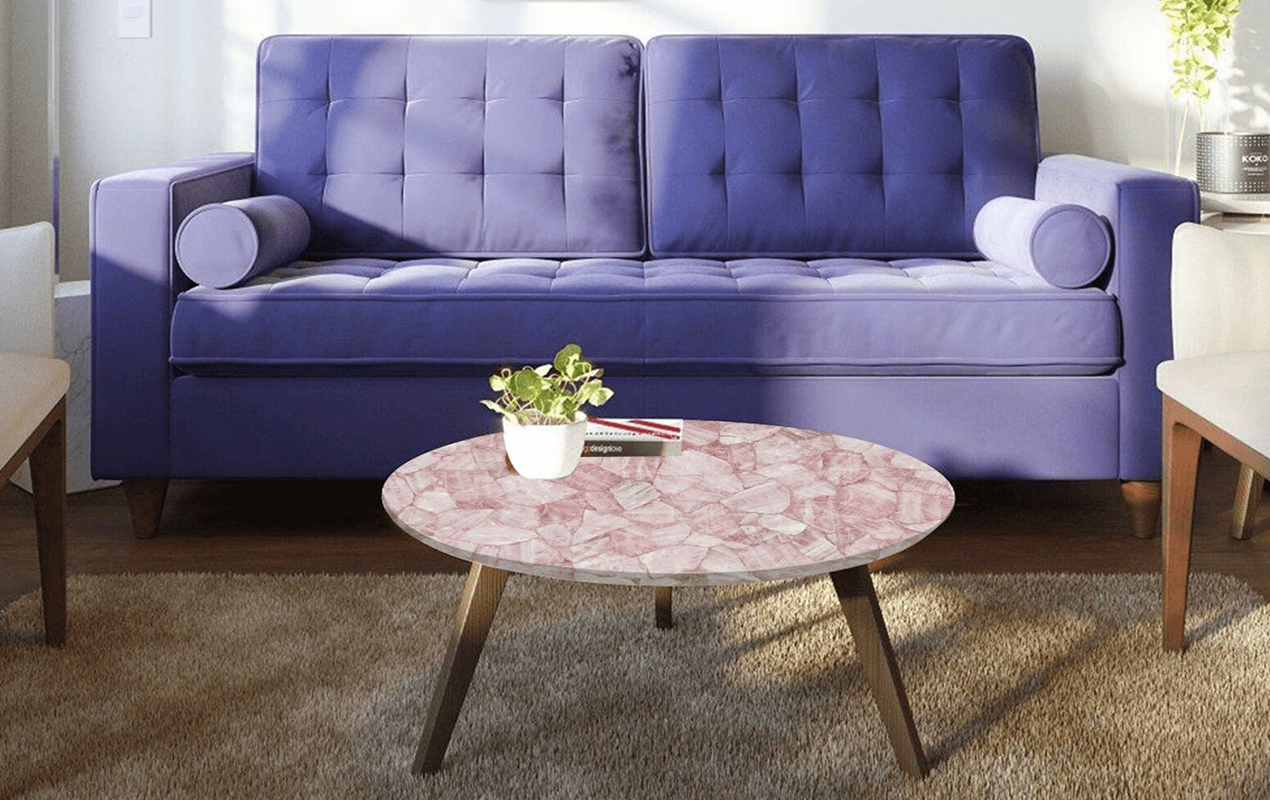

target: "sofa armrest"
[91,153,254,479]
[1172,222,1270,359]
[1035,154,1199,481]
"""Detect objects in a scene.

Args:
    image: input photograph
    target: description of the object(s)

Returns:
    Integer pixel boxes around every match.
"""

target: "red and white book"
[582,418,683,457]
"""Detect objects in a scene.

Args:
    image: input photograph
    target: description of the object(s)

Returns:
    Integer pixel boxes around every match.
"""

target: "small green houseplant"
[482,344,613,479]
[1161,0,1243,173]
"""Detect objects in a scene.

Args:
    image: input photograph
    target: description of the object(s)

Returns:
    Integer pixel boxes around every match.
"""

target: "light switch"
[118,0,151,39]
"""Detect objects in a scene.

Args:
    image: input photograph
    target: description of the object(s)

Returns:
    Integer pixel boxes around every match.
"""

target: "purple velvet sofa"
[91,34,1198,538]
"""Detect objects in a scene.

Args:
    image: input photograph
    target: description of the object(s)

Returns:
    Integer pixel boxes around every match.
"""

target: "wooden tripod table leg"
[1231,464,1264,540]
[413,562,508,775]
[830,566,929,779]
[654,586,673,629]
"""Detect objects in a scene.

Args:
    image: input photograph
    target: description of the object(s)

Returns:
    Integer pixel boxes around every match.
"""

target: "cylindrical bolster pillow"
[175,195,310,289]
[973,196,1112,289]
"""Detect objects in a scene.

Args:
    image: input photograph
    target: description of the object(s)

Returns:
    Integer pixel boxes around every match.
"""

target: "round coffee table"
[383,420,954,778]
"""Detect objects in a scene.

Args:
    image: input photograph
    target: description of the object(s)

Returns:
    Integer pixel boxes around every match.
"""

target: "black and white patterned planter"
[1197,132,1270,193]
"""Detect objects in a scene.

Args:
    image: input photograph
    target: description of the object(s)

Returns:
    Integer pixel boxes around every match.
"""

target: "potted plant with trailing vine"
[482,344,614,479]
[1162,0,1243,174]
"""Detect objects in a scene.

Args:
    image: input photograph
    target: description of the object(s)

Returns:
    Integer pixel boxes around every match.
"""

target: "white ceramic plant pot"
[502,413,588,480]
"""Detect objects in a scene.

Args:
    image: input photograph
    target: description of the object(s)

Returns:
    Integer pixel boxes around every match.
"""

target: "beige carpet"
[2,571,1270,799]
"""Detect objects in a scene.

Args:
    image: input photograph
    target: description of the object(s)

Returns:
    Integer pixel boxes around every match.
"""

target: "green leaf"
[590,387,614,406]
[561,359,585,380]
[553,343,582,374]
[509,367,546,401]
[577,379,602,402]
[560,398,580,420]
[533,364,552,376]
[1161,0,1238,96]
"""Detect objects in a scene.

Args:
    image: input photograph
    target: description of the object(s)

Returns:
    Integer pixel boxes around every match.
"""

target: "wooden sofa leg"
[1121,481,1162,540]
[123,479,168,539]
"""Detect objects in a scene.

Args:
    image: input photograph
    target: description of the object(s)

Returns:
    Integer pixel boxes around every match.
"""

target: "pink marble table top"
[383,421,954,587]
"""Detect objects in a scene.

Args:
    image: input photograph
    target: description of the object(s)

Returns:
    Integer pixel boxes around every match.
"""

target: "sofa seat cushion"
[169,257,1122,377]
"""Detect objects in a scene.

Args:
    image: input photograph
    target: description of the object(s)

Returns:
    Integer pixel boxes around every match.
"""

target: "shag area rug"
[2,571,1269,799]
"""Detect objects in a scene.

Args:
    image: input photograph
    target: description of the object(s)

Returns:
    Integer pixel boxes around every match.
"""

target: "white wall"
[0,0,10,228]
[0,0,10,227]
[27,0,1270,280]
[6,0,49,232]
[1216,2,1270,132]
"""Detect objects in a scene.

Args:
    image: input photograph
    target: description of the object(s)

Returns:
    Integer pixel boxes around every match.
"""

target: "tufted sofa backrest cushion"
[644,35,1041,259]
[256,35,645,259]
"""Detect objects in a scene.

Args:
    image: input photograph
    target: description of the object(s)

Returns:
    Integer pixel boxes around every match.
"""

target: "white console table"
[1201,192,1270,233]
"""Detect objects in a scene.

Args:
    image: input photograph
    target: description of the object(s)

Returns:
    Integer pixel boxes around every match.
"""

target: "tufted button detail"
[235,255,1071,296]
[646,35,1041,258]
[255,35,645,259]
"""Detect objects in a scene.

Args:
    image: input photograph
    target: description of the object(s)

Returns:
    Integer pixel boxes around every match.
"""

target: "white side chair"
[0,222,69,645]
[1160,223,1270,652]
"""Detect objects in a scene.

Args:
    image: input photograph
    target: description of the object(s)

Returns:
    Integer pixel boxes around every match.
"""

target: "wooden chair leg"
[29,399,67,646]
[413,562,508,775]
[1162,405,1203,653]
[123,478,168,539]
[654,586,673,630]
[1230,464,1264,540]
[830,566,928,778]
[1122,480,1163,539]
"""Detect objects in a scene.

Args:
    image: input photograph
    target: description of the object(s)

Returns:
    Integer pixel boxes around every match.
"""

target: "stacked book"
[582,418,683,457]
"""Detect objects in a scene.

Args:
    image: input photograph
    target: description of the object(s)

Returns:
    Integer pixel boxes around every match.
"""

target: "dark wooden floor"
[1,447,1267,609]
